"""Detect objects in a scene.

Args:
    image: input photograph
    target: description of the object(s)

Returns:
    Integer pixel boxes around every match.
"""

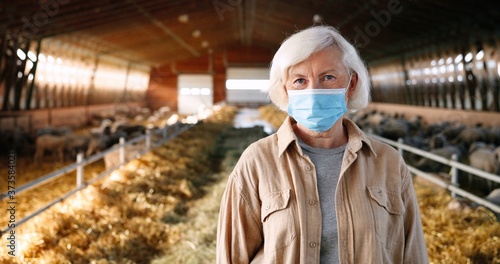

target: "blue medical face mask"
[287,88,348,132]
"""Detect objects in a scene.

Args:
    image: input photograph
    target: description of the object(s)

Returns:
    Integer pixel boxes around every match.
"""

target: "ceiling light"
[178,14,189,23]
[476,50,484,60]
[192,30,201,38]
[464,52,473,63]
[313,14,323,23]
[201,40,209,48]
[16,49,26,60]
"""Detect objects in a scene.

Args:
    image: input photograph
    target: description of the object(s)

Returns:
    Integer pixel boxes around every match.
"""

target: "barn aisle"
[0,106,270,263]
[151,107,270,263]
[232,107,275,135]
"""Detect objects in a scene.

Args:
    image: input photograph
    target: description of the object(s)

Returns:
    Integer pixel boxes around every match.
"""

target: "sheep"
[34,134,68,163]
[484,188,500,221]
[86,130,127,157]
[36,126,72,137]
[89,119,112,136]
[34,133,91,162]
[65,134,90,159]
[469,144,499,174]
[86,134,112,157]
[452,126,488,149]
[467,144,500,193]
[3,126,34,154]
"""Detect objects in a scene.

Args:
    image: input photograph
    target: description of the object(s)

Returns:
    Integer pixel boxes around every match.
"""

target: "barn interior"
[1,0,500,263]
[2,0,500,129]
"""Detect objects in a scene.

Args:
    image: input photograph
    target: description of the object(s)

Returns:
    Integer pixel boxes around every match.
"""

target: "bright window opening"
[226,79,270,90]
[225,68,270,105]
[178,74,213,115]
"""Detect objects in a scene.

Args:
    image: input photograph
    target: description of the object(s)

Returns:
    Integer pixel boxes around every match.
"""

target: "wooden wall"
[368,35,500,113]
[367,102,500,126]
[146,46,274,111]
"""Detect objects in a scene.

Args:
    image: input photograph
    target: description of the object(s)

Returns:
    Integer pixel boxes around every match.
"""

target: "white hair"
[268,25,370,112]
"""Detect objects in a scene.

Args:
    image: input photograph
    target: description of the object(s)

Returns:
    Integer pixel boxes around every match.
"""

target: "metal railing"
[0,122,194,235]
[369,134,500,214]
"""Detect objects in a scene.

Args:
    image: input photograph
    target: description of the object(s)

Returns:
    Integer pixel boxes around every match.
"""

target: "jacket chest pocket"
[261,189,296,251]
[367,186,405,249]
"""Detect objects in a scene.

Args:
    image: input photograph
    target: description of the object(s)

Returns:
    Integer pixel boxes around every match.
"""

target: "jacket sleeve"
[401,164,430,264]
[216,171,263,264]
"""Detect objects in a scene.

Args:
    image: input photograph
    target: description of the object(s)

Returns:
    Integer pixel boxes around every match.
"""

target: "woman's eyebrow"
[288,67,342,79]
[319,69,339,75]
[288,71,306,78]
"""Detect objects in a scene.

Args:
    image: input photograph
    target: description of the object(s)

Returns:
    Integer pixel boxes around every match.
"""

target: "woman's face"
[285,46,351,91]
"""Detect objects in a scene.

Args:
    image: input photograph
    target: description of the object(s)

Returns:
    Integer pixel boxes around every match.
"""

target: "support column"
[213,52,227,104]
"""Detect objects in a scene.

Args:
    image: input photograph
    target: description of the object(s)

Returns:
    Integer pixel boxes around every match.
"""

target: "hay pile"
[414,177,500,263]
[151,124,268,263]
[0,159,104,231]
[0,106,239,263]
[258,105,287,130]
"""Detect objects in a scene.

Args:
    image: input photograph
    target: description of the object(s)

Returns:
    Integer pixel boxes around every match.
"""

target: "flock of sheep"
[1,106,180,164]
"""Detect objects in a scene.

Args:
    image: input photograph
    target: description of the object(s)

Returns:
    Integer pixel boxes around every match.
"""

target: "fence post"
[119,137,125,164]
[146,129,151,150]
[76,152,84,187]
[397,138,404,156]
[450,153,458,198]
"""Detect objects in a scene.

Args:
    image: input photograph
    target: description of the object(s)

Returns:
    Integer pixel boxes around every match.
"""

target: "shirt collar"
[277,116,300,156]
[343,117,377,157]
[276,116,377,157]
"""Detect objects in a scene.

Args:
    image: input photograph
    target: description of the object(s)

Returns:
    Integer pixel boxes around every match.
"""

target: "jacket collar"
[276,116,377,157]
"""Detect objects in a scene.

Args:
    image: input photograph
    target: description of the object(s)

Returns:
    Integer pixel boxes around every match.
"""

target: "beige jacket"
[217,116,428,264]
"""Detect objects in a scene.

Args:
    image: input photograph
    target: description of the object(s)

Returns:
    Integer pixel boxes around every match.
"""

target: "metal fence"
[0,122,194,234]
[370,134,500,214]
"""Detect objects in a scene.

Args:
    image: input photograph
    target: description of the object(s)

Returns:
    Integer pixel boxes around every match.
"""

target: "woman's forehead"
[289,47,347,75]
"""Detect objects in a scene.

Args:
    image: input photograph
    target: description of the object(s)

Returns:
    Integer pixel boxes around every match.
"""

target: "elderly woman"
[216,25,428,264]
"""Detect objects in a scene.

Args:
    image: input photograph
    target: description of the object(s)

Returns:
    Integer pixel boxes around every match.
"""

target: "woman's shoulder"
[239,133,279,160]
[229,133,282,191]
[364,134,403,159]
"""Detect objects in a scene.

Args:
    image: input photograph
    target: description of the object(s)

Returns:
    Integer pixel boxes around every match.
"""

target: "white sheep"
[34,134,68,163]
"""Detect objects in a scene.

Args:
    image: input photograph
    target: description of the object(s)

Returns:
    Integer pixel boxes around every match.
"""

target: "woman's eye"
[324,75,335,81]
[293,78,306,85]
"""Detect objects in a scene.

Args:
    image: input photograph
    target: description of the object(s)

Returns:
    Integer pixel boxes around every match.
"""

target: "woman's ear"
[347,72,358,98]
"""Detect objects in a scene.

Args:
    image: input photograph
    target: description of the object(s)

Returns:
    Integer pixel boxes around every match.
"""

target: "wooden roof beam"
[126,0,200,57]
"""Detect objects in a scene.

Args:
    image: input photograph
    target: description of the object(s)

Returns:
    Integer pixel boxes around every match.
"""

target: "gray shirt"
[298,139,346,264]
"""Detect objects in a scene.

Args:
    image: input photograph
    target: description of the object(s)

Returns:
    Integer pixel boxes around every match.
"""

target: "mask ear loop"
[346,74,353,90]
[345,67,353,90]
[344,71,353,111]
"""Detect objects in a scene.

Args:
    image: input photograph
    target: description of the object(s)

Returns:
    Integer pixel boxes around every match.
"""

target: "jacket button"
[309,242,317,248]
[308,200,316,205]
[265,204,270,210]
[304,165,311,171]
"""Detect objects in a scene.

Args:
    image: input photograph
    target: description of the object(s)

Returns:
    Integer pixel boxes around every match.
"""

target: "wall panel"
[369,35,500,113]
